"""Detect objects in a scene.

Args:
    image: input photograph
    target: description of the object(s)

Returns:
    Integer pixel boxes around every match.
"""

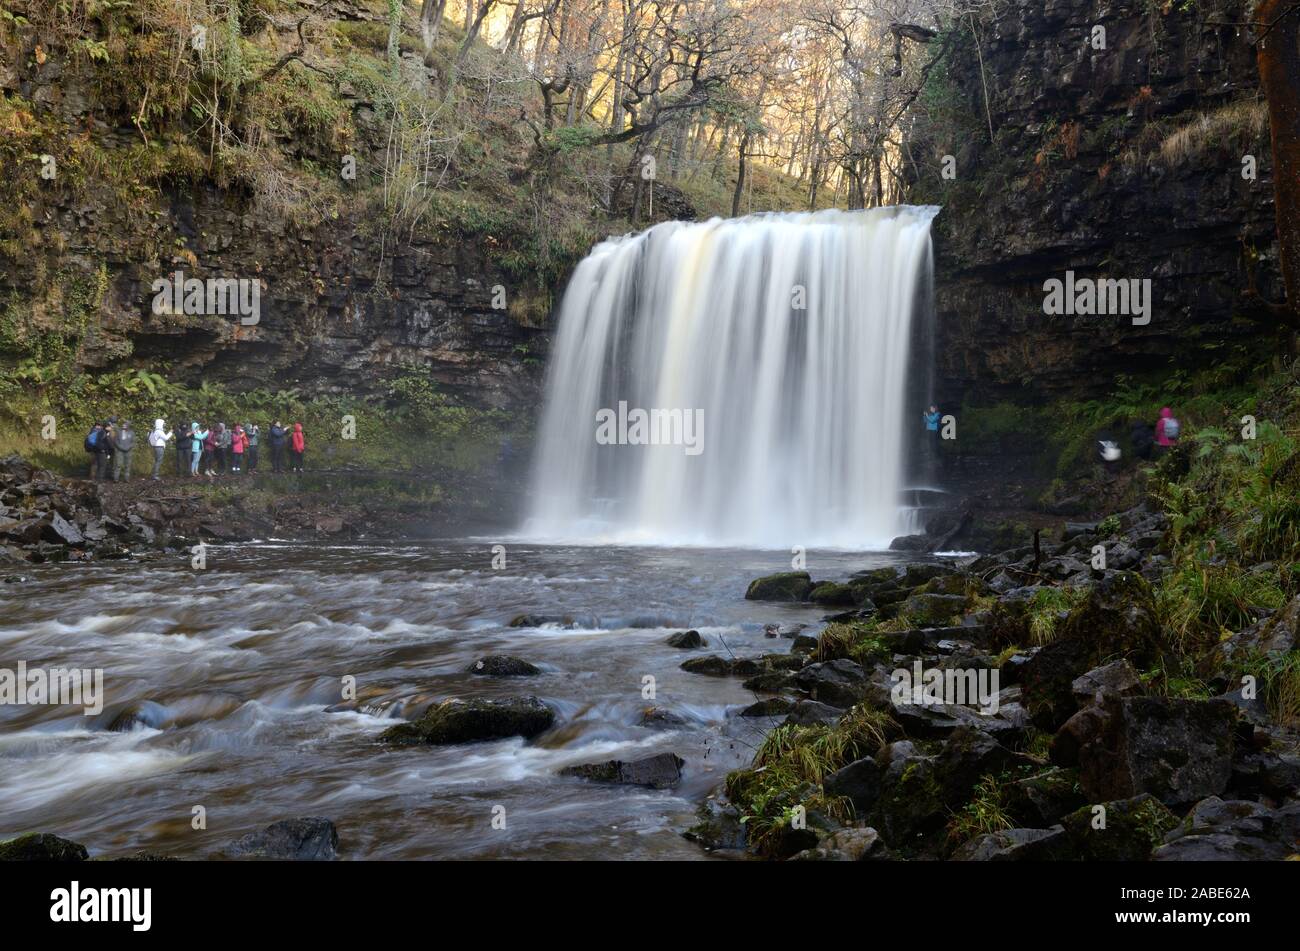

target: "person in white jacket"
[147,418,173,480]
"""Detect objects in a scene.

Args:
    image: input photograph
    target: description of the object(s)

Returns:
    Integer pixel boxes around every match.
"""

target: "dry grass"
[1156,100,1269,166]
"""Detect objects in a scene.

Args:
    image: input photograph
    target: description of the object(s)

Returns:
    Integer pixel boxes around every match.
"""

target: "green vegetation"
[0,362,513,478]
[726,706,893,857]
[1025,586,1088,645]
[944,774,1014,848]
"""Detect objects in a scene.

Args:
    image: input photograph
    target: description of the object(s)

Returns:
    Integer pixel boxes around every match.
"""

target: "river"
[0,540,937,859]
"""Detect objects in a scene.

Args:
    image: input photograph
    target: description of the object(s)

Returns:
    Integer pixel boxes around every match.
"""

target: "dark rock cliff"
[911,0,1283,406]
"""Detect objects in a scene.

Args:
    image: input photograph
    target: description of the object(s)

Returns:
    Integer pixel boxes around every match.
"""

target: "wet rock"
[639,706,688,728]
[869,741,943,847]
[508,614,583,628]
[918,573,976,597]
[1019,638,1092,731]
[933,726,1015,808]
[380,696,555,745]
[889,701,988,739]
[853,566,903,584]
[1003,767,1089,827]
[467,655,541,677]
[794,658,869,707]
[742,670,798,692]
[1070,697,1236,805]
[1061,794,1180,861]
[888,534,931,551]
[823,756,882,813]
[1229,744,1300,800]
[901,564,957,587]
[781,699,845,726]
[561,752,684,789]
[665,629,704,648]
[791,826,892,861]
[790,633,820,654]
[0,832,88,861]
[680,654,762,677]
[952,826,1070,861]
[1015,573,1162,731]
[745,571,813,602]
[42,512,84,546]
[900,592,966,626]
[739,697,794,718]
[1153,797,1300,861]
[104,699,170,732]
[226,817,339,861]
[809,582,858,606]
[1070,658,1142,708]
[683,793,747,852]
[1219,594,1300,662]
[1058,570,1162,661]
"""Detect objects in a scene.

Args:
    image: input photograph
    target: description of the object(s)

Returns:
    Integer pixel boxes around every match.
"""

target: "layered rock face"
[0,34,549,412]
[913,0,1282,405]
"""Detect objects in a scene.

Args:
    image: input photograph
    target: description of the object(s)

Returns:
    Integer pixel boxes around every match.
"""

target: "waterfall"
[524,206,939,549]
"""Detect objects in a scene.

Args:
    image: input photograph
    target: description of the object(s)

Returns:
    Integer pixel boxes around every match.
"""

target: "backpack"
[1163,417,1181,440]
[84,427,100,452]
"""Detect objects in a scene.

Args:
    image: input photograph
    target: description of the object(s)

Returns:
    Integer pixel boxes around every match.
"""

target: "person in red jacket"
[289,422,306,472]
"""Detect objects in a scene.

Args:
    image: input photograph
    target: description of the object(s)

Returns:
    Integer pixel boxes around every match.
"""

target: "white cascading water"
[524,205,939,549]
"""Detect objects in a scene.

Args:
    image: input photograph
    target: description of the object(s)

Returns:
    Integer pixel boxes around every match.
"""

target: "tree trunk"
[1257,0,1300,322]
[420,0,449,50]
[731,129,751,218]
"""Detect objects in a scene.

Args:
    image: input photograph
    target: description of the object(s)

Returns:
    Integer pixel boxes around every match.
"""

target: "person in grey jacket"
[214,422,231,474]
[111,420,136,482]
[245,423,260,472]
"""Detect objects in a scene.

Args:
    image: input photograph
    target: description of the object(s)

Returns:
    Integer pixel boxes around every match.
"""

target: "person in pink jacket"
[230,424,249,473]
[1154,406,1181,455]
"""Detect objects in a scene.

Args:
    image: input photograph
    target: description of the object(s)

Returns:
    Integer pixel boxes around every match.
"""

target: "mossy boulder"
[1020,572,1163,730]
[0,832,87,861]
[918,572,978,597]
[900,564,957,588]
[681,655,762,677]
[1003,767,1088,827]
[683,794,747,852]
[745,571,813,602]
[1061,794,1179,861]
[809,581,858,606]
[868,742,945,848]
[380,696,554,745]
[900,592,967,627]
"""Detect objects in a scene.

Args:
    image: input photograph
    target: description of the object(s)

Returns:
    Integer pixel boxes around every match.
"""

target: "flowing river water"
[0,540,938,860]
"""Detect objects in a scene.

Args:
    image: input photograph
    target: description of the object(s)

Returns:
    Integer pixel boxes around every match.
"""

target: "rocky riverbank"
[0,454,522,568]
[687,504,1300,860]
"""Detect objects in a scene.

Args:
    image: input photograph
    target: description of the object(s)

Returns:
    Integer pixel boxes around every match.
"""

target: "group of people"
[85,418,306,482]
